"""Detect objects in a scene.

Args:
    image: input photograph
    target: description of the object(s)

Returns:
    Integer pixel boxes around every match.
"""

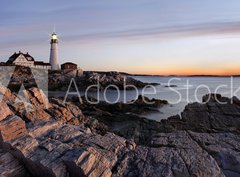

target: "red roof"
[61,62,77,66]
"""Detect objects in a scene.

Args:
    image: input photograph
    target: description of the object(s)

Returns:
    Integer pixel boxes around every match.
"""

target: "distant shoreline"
[85,71,240,77]
[131,74,240,77]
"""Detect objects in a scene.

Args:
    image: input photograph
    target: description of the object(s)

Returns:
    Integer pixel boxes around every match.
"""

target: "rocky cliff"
[0,85,240,177]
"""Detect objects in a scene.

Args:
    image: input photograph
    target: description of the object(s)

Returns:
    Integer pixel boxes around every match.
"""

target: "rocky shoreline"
[0,66,159,91]
[0,84,240,177]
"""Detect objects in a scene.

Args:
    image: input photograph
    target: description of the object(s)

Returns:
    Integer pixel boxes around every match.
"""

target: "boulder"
[0,149,29,177]
[202,93,222,103]
[0,84,16,104]
[24,108,51,122]
[188,131,240,177]
[0,116,27,142]
[24,87,49,109]
[48,98,85,125]
[112,131,224,177]
[82,95,168,117]
[62,147,112,177]
[0,102,12,121]
[5,87,51,122]
[28,121,62,138]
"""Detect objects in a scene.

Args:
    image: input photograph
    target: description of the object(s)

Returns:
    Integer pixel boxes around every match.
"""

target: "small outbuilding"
[61,62,77,70]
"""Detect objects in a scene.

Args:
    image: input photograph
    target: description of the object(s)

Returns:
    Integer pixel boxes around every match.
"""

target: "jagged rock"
[48,98,85,125]
[20,88,51,122]
[0,102,12,121]
[1,86,84,125]
[188,131,240,177]
[0,84,16,107]
[6,135,68,177]
[133,95,168,108]
[73,71,159,91]
[1,66,158,92]
[180,103,212,132]
[126,139,136,151]
[0,116,27,142]
[83,133,126,154]
[160,94,240,134]
[0,118,235,177]
[61,132,126,177]
[24,108,51,122]
[26,88,49,108]
[84,117,108,135]
[87,95,168,116]
[3,86,51,122]
[2,87,240,177]
[202,93,222,103]
[113,131,224,177]
[232,96,240,106]
[48,124,85,143]
[1,121,128,177]
[6,135,38,157]
[62,147,112,177]
[0,149,29,177]
[28,121,62,138]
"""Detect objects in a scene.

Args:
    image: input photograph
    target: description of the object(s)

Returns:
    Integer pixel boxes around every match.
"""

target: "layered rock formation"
[68,71,159,91]
[0,149,28,177]
[0,66,156,91]
[0,85,85,125]
[0,86,240,177]
[79,95,168,116]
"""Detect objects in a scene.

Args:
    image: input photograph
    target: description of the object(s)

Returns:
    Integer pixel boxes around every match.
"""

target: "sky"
[1,0,240,75]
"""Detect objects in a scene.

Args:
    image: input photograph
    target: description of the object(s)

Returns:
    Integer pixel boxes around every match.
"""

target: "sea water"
[49,76,240,121]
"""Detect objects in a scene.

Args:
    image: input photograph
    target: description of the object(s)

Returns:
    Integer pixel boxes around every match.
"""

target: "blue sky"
[1,0,240,75]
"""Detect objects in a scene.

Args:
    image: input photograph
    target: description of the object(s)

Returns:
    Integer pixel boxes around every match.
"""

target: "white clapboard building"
[6,51,51,69]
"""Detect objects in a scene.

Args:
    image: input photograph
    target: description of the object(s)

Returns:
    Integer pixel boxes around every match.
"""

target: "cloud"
[2,20,240,51]
[63,21,240,43]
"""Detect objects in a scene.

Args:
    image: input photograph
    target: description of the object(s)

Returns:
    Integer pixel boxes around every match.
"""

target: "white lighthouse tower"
[49,32,59,70]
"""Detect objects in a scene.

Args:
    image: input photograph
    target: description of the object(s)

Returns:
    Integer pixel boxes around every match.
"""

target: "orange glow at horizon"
[131,67,240,76]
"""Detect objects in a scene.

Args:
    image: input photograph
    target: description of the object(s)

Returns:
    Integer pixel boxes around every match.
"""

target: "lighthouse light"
[52,34,57,40]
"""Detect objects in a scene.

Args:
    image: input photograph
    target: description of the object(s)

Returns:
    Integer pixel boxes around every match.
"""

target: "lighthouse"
[49,32,59,70]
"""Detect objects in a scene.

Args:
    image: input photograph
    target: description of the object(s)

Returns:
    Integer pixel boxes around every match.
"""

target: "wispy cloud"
[63,21,240,42]
[2,0,240,74]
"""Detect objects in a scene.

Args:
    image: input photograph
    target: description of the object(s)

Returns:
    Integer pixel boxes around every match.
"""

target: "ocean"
[50,76,240,121]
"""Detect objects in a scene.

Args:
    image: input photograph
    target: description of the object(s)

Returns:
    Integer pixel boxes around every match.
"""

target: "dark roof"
[7,51,51,66]
[34,61,51,66]
[7,51,34,63]
[61,62,77,66]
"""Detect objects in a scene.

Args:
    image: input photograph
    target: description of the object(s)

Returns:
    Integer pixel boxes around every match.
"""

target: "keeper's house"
[6,51,51,70]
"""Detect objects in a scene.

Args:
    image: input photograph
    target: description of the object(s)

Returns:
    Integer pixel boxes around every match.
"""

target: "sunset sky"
[1,0,240,75]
